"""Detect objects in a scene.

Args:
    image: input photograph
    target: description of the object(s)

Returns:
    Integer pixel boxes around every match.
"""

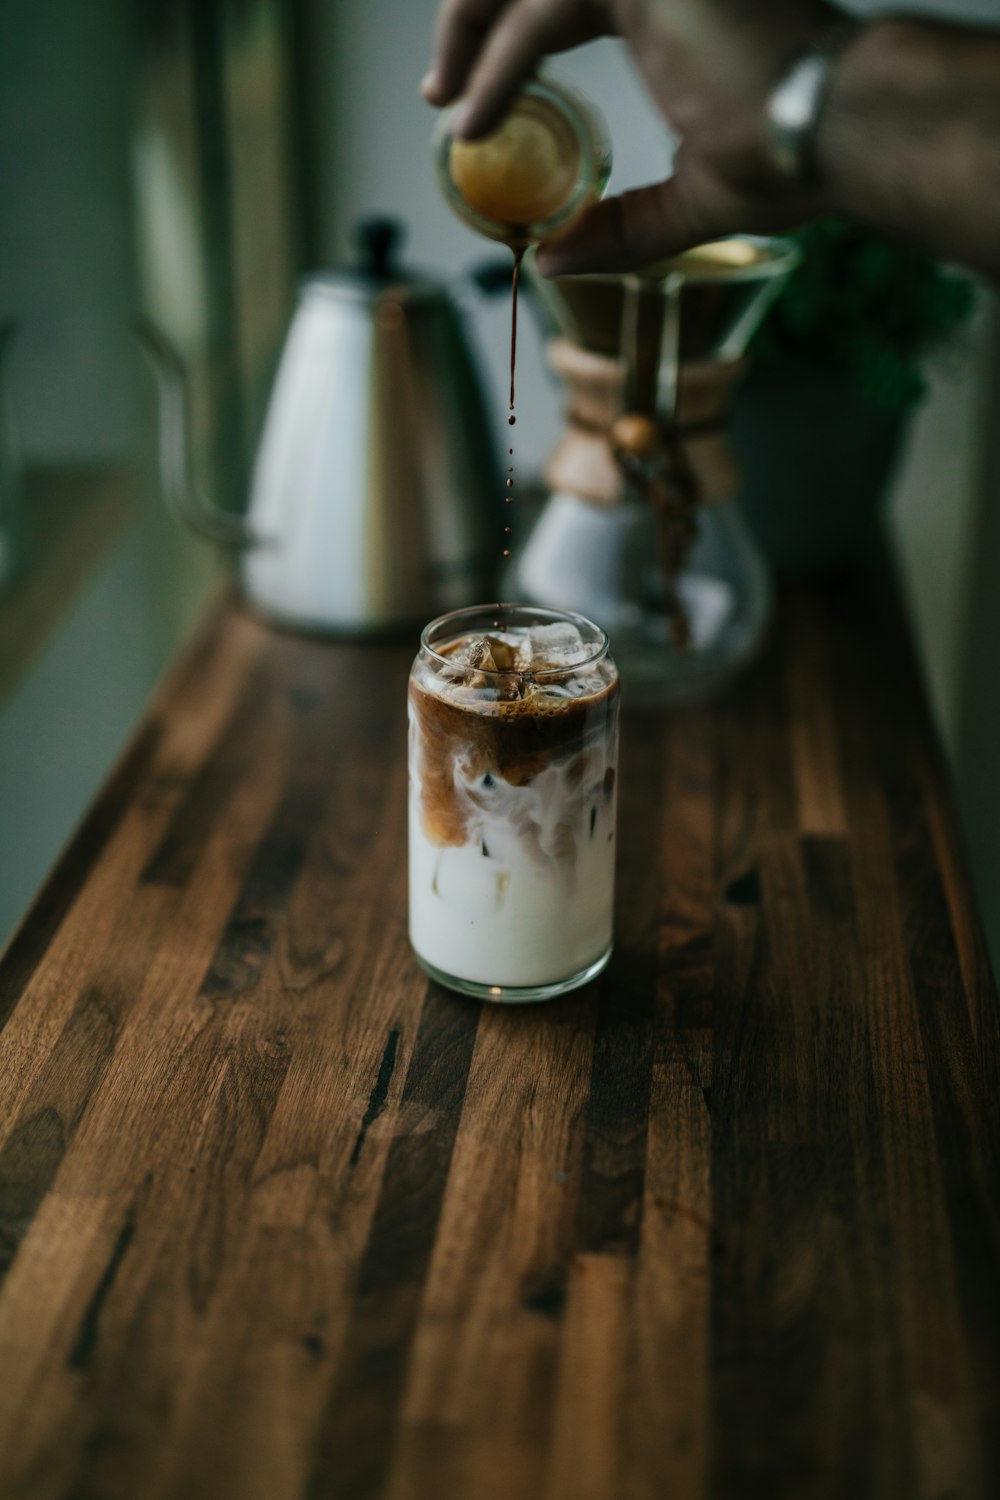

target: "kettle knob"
[355,217,405,278]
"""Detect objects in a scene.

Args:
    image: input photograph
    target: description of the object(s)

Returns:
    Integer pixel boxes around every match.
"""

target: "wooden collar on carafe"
[542,337,747,508]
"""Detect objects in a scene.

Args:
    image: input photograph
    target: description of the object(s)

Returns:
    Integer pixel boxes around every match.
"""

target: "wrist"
[814,18,959,223]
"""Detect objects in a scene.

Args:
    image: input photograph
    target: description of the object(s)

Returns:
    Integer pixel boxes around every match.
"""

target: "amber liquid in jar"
[434,77,610,246]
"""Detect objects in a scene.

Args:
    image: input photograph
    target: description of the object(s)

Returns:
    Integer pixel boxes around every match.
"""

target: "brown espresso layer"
[409,662,618,848]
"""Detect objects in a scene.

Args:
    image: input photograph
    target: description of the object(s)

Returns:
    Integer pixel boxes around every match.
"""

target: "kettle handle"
[135,317,260,548]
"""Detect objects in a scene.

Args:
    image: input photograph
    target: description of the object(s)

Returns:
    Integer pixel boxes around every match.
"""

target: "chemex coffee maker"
[507,236,799,703]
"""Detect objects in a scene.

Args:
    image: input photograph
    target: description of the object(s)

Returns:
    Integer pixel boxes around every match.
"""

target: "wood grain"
[0,563,998,1500]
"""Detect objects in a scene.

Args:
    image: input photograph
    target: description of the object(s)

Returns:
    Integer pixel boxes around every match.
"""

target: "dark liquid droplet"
[506,478,514,488]
[503,549,511,558]
[508,414,516,426]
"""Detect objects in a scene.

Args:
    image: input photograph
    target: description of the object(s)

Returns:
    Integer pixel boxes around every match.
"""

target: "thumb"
[536,172,739,276]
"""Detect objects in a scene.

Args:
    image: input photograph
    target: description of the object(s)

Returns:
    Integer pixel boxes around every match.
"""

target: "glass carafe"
[508,238,800,705]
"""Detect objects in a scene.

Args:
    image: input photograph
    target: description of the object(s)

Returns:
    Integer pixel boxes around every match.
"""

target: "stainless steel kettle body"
[140,220,500,633]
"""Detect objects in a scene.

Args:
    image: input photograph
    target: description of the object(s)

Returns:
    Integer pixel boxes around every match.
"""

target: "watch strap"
[766,26,863,182]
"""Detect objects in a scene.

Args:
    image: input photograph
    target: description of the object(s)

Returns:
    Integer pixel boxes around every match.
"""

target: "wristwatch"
[765,25,863,182]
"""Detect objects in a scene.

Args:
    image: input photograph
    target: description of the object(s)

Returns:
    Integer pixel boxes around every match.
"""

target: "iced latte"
[408,605,619,1001]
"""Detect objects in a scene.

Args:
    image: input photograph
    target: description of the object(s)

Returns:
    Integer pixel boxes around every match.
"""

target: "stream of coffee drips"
[503,248,524,564]
[493,246,524,633]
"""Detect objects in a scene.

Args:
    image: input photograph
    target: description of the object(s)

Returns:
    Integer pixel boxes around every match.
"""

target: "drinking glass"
[408,604,619,1001]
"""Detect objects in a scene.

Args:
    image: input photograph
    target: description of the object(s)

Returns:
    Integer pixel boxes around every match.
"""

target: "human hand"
[422,0,843,272]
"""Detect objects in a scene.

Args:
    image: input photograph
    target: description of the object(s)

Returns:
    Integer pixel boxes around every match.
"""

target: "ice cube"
[451,636,521,673]
[486,636,517,671]
[446,635,526,700]
[526,622,589,671]
[512,634,533,672]
[464,637,499,672]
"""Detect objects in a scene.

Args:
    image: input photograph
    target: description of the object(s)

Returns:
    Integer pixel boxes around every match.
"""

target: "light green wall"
[886,298,1000,970]
[0,0,137,463]
[0,507,218,942]
[887,297,998,760]
[0,0,220,947]
[954,311,1000,961]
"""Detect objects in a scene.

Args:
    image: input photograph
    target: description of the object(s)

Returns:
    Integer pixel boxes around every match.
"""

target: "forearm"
[820,19,1000,280]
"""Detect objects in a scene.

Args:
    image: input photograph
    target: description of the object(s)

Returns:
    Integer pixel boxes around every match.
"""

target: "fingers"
[425,0,614,136]
[422,0,510,107]
[457,1,611,137]
[535,171,743,275]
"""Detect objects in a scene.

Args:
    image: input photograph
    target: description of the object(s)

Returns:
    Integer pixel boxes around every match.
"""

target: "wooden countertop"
[0,566,998,1500]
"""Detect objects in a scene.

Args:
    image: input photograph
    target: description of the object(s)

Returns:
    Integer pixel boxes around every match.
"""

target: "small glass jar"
[408,604,620,1001]
[434,77,611,245]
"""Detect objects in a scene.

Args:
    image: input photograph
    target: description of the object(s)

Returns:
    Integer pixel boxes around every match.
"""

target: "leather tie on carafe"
[543,338,747,647]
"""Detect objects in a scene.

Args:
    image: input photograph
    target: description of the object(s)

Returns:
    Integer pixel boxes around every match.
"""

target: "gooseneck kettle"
[138,219,500,633]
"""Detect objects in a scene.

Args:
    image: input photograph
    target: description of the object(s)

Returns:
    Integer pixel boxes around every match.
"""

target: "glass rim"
[419,602,611,680]
[433,76,611,245]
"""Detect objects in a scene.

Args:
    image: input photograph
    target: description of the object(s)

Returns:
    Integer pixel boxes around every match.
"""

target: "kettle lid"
[303,217,444,305]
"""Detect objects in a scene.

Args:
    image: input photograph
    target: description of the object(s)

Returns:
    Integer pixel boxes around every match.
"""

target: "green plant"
[752,219,976,410]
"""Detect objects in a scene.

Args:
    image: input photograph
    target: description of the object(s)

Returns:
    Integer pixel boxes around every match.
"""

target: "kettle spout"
[135,317,258,548]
